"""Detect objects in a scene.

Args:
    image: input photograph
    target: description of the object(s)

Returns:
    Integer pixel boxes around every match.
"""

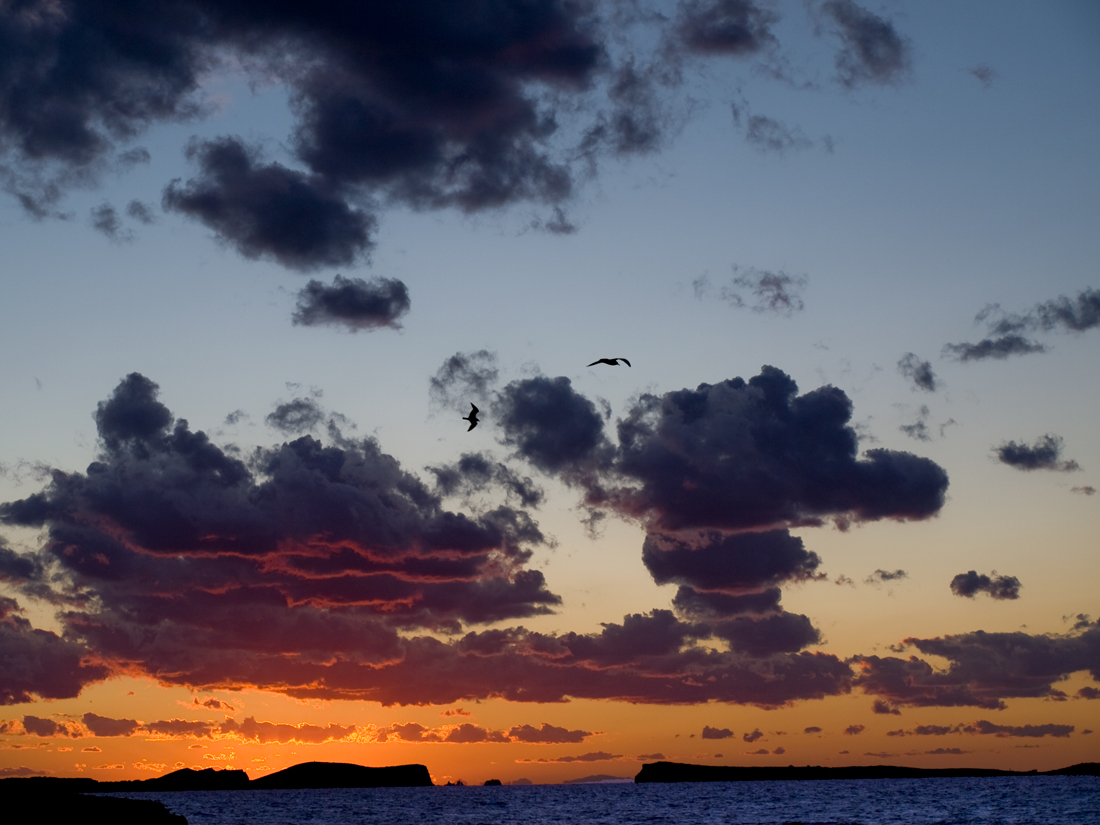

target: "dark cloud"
[865,569,907,585]
[962,720,1074,739]
[605,366,948,532]
[1071,486,1096,496]
[83,712,139,737]
[429,351,500,413]
[712,611,822,657]
[676,0,778,56]
[672,586,783,620]
[844,724,865,735]
[804,726,822,734]
[949,571,1021,601]
[897,354,936,392]
[1,373,862,708]
[1,597,109,705]
[507,723,592,744]
[821,0,912,88]
[292,275,410,331]
[495,375,613,479]
[89,202,132,242]
[1077,687,1100,700]
[984,287,1100,336]
[993,434,1080,472]
[943,334,1046,362]
[163,137,376,270]
[702,725,734,740]
[22,715,76,737]
[871,699,900,715]
[853,622,1100,709]
[644,530,821,592]
[743,728,763,743]
[220,717,357,744]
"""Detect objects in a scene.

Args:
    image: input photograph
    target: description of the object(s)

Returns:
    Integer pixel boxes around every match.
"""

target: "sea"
[105,776,1098,825]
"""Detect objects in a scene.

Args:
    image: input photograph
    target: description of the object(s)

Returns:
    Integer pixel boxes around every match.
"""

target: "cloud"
[429,351,501,414]
[1076,687,1100,700]
[962,720,1074,738]
[702,725,734,740]
[601,366,948,532]
[804,726,822,734]
[507,723,593,744]
[0,373,868,708]
[899,406,931,442]
[984,287,1100,336]
[821,0,912,88]
[925,747,969,755]
[126,200,157,224]
[943,334,1047,362]
[22,715,79,738]
[1071,486,1096,496]
[736,113,815,154]
[969,64,997,88]
[1,597,109,705]
[993,435,1080,472]
[163,137,376,270]
[844,724,864,735]
[83,712,139,737]
[708,267,808,314]
[220,717,359,744]
[643,530,822,592]
[949,571,1021,601]
[743,728,763,743]
[265,398,328,435]
[518,751,622,764]
[865,569,907,586]
[429,452,544,509]
[292,275,410,331]
[676,0,778,57]
[89,202,132,242]
[897,354,936,392]
[872,700,900,716]
[853,622,1100,709]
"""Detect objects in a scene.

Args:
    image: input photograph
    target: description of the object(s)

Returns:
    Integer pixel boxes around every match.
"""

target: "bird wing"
[587,360,601,366]
[470,403,479,414]
[619,358,631,367]
[466,419,478,431]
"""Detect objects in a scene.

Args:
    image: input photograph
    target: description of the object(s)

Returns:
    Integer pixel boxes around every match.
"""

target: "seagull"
[587,358,631,367]
[461,403,480,431]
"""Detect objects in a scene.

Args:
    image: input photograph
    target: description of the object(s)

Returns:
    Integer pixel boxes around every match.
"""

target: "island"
[635,760,1100,783]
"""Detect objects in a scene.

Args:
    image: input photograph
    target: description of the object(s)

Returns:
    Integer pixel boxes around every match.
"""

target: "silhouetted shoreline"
[633,760,1100,783]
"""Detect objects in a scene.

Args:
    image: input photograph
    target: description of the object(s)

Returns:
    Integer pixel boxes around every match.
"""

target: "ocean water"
[106,776,1098,825]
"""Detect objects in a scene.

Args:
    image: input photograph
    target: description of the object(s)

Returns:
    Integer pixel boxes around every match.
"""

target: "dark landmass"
[484,778,503,786]
[251,761,432,789]
[635,761,1100,783]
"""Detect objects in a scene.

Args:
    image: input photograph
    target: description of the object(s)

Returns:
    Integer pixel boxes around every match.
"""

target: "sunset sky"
[1,0,1098,785]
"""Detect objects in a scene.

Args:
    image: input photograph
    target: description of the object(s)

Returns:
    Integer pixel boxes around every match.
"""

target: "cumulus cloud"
[871,699,900,715]
[820,0,912,88]
[897,354,936,392]
[0,373,868,708]
[163,137,376,270]
[743,728,763,743]
[993,435,1080,472]
[853,622,1100,709]
[950,571,1021,601]
[293,275,410,331]
[265,398,328,435]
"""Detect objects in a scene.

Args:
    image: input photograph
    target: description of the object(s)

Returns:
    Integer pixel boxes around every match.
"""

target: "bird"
[461,403,479,431]
[588,357,631,367]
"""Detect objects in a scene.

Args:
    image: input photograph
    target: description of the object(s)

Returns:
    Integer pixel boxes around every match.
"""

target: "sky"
[1,0,1098,786]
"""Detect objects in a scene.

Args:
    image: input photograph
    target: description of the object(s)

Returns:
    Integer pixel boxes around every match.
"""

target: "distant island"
[635,761,1100,783]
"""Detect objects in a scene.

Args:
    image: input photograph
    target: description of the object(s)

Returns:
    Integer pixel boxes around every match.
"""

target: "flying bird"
[588,358,631,367]
[462,403,479,431]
